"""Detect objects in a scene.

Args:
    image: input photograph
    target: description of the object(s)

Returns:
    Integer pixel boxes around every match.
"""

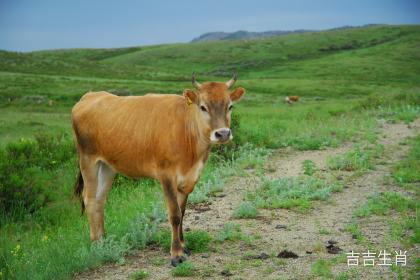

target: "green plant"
[216,223,247,243]
[249,177,343,211]
[185,230,212,253]
[0,133,75,216]
[130,269,149,279]
[302,160,316,175]
[311,259,332,278]
[171,261,195,277]
[232,201,259,218]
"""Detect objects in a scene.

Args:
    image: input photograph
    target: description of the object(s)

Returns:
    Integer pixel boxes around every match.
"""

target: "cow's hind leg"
[161,177,185,266]
[80,158,115,241]
[95,161,116,237]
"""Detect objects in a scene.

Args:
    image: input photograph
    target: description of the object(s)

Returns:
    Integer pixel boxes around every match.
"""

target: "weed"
[171,261,195,277]
[353,192,414,218]
[232,201,259,219]
[215,223,247,243]
[328,145,374,172]
[185,231,212,253]
[249,177,343,211]
[302,159,317,176]
[311,259,332,278]
[130,269,149,279]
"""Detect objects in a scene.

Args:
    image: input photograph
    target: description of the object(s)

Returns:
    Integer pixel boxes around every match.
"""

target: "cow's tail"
[74,170,85,215]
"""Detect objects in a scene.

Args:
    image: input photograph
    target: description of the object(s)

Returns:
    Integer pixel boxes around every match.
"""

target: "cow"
[285,95,300,105]
[72,73,245,266]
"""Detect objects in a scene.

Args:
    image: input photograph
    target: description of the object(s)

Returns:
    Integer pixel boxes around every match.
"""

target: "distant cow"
[72,74,245,266]
[285,95,300,105]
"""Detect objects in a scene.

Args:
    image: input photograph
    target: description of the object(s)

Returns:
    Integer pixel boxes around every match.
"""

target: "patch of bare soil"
[75,120,419,280]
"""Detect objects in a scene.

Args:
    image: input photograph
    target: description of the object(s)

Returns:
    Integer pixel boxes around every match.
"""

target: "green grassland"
[0,24,419,279]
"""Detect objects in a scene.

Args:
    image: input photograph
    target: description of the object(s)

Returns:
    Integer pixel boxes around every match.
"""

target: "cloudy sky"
[0,0,419,51]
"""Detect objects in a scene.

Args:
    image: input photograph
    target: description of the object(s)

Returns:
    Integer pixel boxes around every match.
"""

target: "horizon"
[1,0,419,52]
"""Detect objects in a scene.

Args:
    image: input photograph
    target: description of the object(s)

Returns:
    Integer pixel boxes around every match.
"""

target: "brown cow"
[72,73,245,266]
[285,95,300,105]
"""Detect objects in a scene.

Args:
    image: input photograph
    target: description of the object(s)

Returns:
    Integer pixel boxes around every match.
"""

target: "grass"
[215,223,248,243]
[171,261,195,277]
[327,144,384,172]
[152,230,212,253]
[130,269,149,279]
[248,177,343,212]
[302,159,317,176]
[393,135,420,187]
[353,192,415,218]
[311,259,332,278]
[232,201,259,219]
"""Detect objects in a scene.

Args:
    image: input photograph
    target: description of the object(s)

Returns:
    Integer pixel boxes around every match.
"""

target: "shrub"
[0,134,74,215]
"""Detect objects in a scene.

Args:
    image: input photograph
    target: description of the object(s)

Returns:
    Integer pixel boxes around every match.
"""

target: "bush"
[0,134,74,215]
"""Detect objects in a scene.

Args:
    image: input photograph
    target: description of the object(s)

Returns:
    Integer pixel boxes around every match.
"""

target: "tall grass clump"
[393,135,420,186]
[248,177,343,212]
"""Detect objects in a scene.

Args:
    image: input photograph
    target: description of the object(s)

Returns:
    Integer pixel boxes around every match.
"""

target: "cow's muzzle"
[211,128,232,143]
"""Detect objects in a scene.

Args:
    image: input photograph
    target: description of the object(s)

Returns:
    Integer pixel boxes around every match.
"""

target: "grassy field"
[0,24,419,279]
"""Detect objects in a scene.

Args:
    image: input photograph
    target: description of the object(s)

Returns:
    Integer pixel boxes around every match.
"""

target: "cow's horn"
[226,73,237,88]
[192,72,202,89]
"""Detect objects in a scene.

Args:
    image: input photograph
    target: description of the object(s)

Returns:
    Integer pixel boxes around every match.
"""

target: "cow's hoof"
[183,247,191,256]
[171,255,186,267]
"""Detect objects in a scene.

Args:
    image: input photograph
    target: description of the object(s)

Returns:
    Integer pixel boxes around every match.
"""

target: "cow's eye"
[200,105,208,112]
[228,105,233,111]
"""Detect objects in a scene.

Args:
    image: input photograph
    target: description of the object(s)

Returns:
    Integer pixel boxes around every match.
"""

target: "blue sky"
[0,0,419,52]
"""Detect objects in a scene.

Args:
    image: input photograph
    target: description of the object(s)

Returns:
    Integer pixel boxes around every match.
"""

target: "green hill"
[0,24,419,143]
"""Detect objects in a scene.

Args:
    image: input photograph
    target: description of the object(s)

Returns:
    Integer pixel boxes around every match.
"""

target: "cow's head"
[184,73,245,144]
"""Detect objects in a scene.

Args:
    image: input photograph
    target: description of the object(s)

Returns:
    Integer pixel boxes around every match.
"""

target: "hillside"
[190,29,313,42]
[0,25,419,105]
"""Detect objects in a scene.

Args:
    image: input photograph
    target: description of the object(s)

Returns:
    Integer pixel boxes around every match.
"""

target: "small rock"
[185,227,191,232]
[275,224,287,229]
[277,250,298,259]
[201,253,210,258]
[255,252,269,260]
[337,175,343,181]
[326,241,342,254]
[221,269,233,276]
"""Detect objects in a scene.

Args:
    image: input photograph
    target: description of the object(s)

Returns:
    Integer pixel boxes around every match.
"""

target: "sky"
[0,0,419,52]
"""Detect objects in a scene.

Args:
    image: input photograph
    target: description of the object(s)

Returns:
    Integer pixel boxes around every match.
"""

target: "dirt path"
[76,120,419,280]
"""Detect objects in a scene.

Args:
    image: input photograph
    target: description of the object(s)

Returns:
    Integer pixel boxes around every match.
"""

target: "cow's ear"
[183,89,199,105]
[230,87,245,102]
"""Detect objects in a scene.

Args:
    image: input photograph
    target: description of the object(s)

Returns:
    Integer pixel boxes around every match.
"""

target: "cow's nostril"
[214,129,230,140]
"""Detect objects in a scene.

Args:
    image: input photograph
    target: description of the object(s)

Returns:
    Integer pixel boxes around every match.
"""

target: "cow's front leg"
[161,178,185,266]
[177,192,189,255]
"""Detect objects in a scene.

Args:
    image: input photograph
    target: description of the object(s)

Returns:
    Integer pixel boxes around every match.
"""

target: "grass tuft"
[232,201,259,219]
[171,261,195,277]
